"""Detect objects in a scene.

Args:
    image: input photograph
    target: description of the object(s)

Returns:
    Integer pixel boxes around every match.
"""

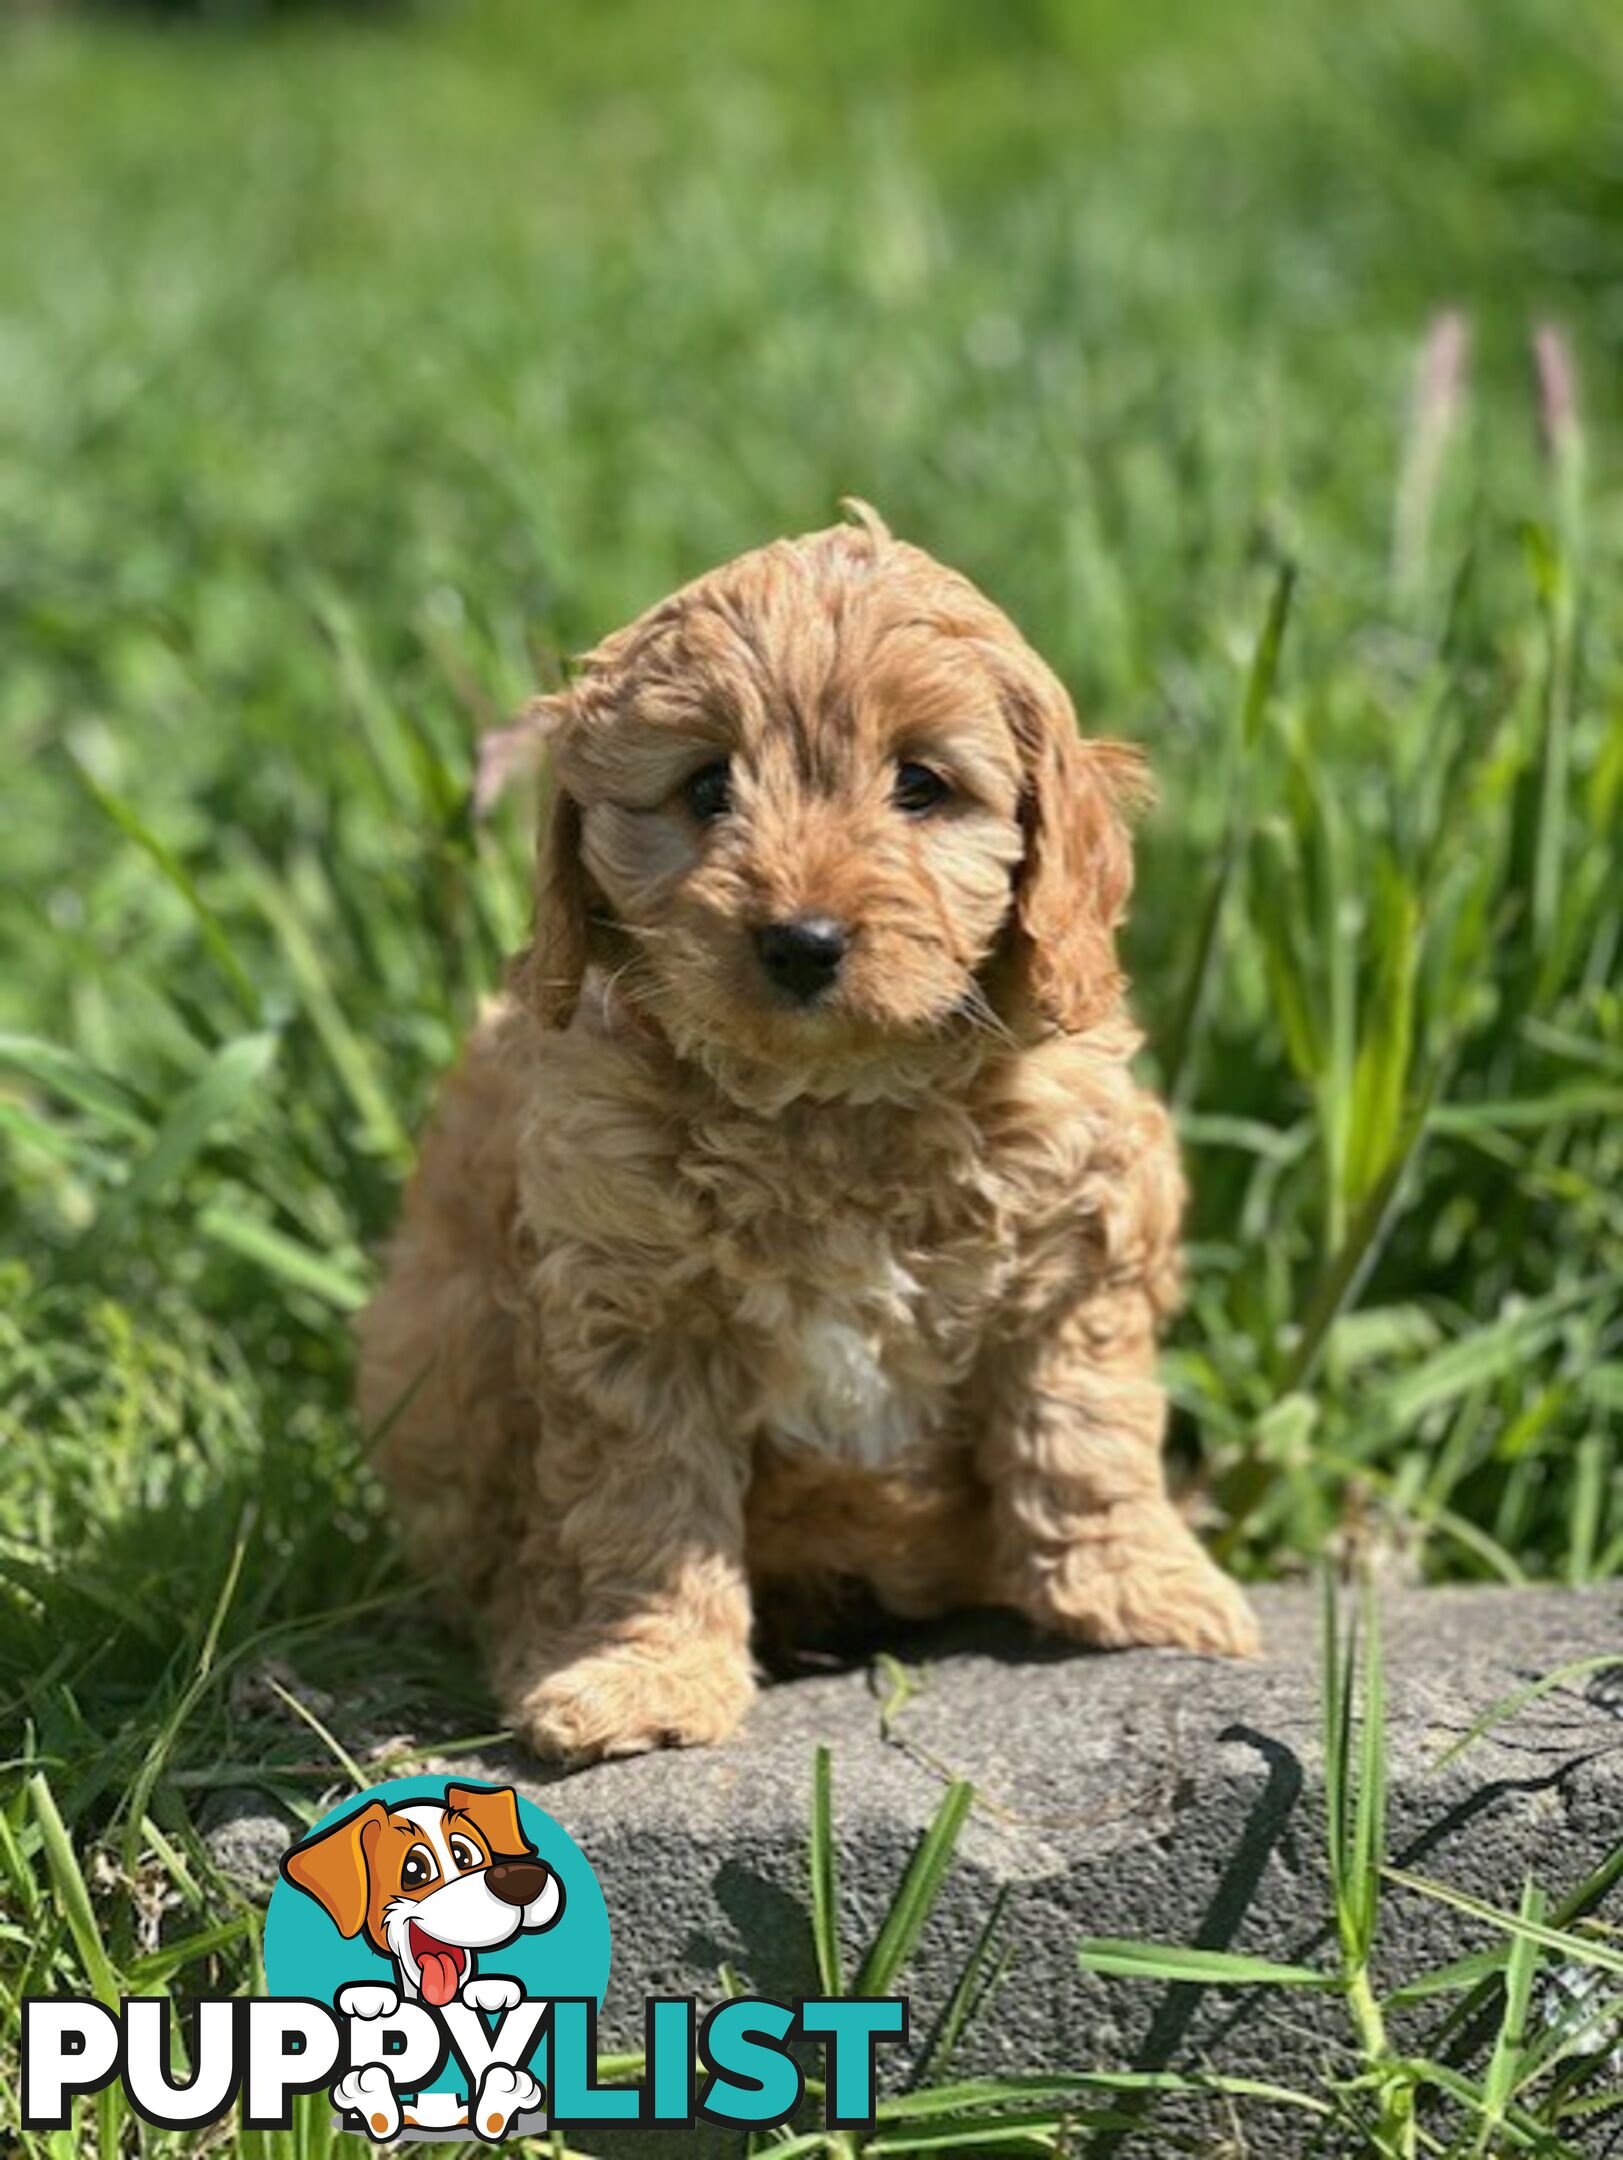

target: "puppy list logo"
[22,1773,907,2141]
[267,1775,605,2138]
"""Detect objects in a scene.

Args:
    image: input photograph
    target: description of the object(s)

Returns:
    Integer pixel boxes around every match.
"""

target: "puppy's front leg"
[491,1327,756,1762]
[975,1288,1258,1657]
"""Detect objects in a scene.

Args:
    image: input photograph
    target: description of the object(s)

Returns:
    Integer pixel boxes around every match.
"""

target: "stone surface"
[210,1586,1623,2155]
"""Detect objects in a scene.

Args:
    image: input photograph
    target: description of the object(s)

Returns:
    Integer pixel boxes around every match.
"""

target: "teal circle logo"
[263,1776,610,2139]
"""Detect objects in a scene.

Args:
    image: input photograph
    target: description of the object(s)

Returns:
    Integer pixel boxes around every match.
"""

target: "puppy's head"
[516,505,1144,1081]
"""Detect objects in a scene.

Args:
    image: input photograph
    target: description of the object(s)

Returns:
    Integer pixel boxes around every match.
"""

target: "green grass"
[1,0,1621,2149]
[1072,1590,1623,2157]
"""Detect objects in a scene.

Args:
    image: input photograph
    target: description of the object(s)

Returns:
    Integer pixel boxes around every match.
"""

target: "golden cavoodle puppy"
[358,503,1258,1763]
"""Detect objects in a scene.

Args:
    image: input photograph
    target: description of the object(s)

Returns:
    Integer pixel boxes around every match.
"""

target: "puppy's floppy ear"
[507,694,593,1032]
[445,1782,535,1863]
[519,783,591,1030]
[281,1800,389,1938]
[999,656,1150,1033]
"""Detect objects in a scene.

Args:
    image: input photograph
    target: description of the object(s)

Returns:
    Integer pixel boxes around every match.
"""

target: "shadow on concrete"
[757,1601,1089,1683]
[1087,1724,1307,2156]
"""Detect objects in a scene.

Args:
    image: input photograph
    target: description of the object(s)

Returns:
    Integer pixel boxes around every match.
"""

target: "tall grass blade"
[1075,1939,1332,1987]
[1475,1878,1544,2151]
[110,1029,280,1214]
[1344,856,1418,1212]
[68,755,263,1018]
[120,1515,251,1869]
[0,1033,150,1139]
[199,1203,371,1311]
[917,1885,1012,2081]
[1350,1581,1387,1962]
[1383,1869,1623,1978]
[27,1774,119,2009]
[809,1743,843,1999]
[855,1779,973,1999]
[1431,1654,1623,1772]
[1163,560,1295,1101]
[234,849,409,1159]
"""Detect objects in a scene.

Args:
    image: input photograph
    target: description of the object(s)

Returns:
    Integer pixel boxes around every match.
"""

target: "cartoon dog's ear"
[281,1801,389,1938]
[997,653,1149,1034]
[445,1783,535,1862]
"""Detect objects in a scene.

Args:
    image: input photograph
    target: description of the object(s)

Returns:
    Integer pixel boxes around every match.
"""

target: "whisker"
[954,978,1018,1048]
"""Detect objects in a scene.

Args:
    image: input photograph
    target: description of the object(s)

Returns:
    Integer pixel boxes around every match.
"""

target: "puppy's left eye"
[893,761,952,816]
[682,759,732,823]
[448,1836,481,1871]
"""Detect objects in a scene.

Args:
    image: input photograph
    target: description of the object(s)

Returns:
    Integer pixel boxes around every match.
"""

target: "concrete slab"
[208,1585,1623,2155]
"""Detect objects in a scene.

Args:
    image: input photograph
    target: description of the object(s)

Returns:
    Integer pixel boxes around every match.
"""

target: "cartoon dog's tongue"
[409,1922,465,2007]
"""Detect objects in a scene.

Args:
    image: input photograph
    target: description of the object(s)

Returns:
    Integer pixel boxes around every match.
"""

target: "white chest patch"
[765,1264,927,1468]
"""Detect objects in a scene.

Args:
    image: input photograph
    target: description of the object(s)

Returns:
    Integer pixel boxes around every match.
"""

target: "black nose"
[754,916,848,1002]
[485,1859,551,1908]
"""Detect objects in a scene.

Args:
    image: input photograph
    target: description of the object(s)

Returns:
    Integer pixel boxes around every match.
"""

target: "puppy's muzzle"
[754,915,849,1003]
[484,1859,553,1908]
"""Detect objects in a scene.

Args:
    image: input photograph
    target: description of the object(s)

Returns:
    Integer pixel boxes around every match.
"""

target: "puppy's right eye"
[893,760,953,816]
[401,1845,437,1890]
[682,759,732,823]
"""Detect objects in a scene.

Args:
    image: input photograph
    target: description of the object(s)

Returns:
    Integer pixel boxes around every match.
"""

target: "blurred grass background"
[0,0,1620,2108]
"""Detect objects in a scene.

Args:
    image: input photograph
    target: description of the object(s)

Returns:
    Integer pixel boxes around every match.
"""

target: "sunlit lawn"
[2,0,1620,2149]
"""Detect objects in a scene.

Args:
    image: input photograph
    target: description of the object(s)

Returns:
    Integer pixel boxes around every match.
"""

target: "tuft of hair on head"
[837,496,893,554]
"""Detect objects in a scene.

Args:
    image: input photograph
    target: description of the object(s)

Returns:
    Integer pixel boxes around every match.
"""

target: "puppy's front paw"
[512,1641,755,1763]
[333,2063,401,2141]
[1018,1514,1260,1660]
[460,1974,523,2013]
[1124,1554,1261,1659]
[337,1982,400,2021]
[474,2062,544,2141]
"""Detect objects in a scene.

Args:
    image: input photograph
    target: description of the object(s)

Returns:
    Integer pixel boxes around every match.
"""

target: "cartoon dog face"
[282,1784,563,2006]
